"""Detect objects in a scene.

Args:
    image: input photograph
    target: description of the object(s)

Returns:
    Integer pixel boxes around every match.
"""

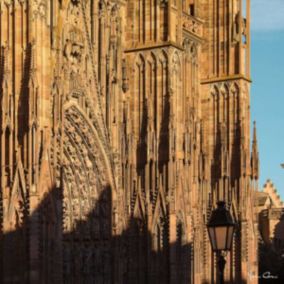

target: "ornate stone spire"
[251,121,259,180]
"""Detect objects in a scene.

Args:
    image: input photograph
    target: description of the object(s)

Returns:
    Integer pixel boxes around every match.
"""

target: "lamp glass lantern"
[207,201,235,252]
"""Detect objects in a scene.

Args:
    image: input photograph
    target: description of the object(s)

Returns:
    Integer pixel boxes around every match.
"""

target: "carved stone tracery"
[0,0,258,283]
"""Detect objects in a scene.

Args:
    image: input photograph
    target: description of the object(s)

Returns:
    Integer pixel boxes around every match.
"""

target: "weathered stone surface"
[0,0,258,283]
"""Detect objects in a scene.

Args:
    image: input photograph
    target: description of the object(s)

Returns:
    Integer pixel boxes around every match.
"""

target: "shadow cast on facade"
[259,213,284,283]
[1,186,195,284]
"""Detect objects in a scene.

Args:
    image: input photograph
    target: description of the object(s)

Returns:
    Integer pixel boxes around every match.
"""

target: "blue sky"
[250,0,284,196]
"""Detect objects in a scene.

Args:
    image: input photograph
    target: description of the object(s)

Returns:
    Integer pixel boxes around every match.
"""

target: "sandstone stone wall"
[0,0,258,283]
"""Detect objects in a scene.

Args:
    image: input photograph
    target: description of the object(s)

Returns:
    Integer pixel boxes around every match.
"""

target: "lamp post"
[207,201,235,284]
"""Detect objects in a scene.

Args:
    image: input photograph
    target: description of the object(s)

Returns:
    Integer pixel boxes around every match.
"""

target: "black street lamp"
[207,201,235,284]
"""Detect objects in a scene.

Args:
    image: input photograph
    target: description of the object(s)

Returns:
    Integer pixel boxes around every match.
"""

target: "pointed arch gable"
[7,159,27,225]
[210,84,219,97]
[63,101,114,189]
[133,190,146,221]
[230,81,240,94]
[151,189,167,231]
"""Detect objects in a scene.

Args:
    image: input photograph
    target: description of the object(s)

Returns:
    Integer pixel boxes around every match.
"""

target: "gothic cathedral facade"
[0,0,259,283]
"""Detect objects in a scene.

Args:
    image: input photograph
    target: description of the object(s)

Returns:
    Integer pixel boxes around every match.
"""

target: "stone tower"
[0,0,258,283]
[198,0,259,282]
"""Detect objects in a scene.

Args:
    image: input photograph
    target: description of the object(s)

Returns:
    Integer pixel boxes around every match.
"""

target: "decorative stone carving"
[33,0,47,19]
[63,29,85,75]
[67,0,81,25]
[182,14,203,38]
[0,0,258,283]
